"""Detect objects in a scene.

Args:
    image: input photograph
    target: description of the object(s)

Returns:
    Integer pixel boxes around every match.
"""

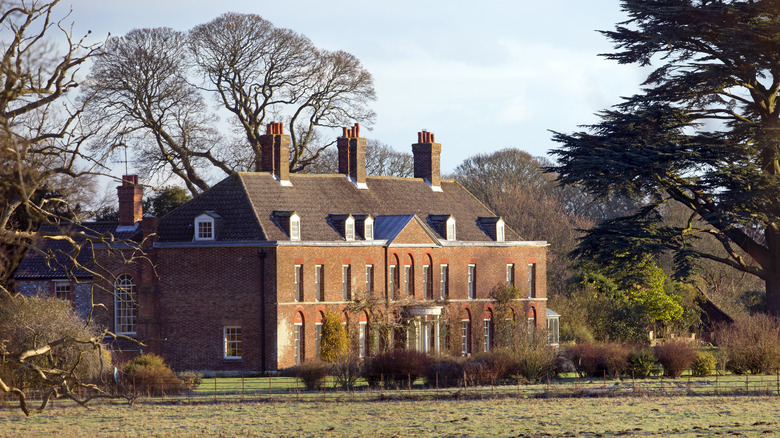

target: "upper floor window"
[365,265,374,294]
[496,219,505,242]
[290,213,301,241]
[114,274,137,335]
[342,265,351,301]
[194,213,217,241]
[54,280,70,300]
[528,263,537,298]
[364,217,374,240]
[295,264,303,302]
[446,216,456,241]
[468,264,476,299]
[389,265,397,300]
[440,264,449,299]
[423,265,431,300]
[506,264,515,286]
[345,216,355,241]
[404,265,413,297]
[315,265,324,301]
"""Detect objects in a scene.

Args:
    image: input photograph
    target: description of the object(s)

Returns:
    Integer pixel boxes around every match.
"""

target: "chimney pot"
[117,175,143,226]
[412,131,441,189]
[259,122,291,182]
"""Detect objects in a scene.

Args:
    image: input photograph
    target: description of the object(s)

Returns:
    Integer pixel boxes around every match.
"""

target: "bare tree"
[0,0,138,415]
[189,12,376,173]
[303,139,413,177]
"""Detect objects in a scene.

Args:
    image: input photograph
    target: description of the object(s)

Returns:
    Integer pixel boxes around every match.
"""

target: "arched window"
[483,309,494,352]
[359,311,370,358]
[389,253,400,300]
[114,274,137,335]
[404,253,414,298]
[423,254,433,300]
[315,311,324,359]
[461,309,471,357]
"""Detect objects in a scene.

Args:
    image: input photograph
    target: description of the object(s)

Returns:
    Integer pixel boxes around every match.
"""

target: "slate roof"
[158,172,522,243]
[14,222,142,279]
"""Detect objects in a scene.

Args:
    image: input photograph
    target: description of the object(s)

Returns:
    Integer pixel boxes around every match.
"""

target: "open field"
[1,396,779,437]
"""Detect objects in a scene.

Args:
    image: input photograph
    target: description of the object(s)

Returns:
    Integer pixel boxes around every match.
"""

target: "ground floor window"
[359,321,368,358]
[461,319,471,356]
[224,326,242,359]
[114,274,137,335]
[294,322,304,365]
[315,322,322,359]
[483,318,492,352]
[54,280,70,300]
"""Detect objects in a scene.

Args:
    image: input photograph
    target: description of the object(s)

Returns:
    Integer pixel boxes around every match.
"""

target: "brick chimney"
[117,175,143,226]
[337,123,367,188]
[259,121,291,185]
[412,130,441,190]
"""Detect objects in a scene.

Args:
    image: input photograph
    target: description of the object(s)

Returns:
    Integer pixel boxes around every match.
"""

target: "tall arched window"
[114,274,137,335]
[404,253,414,298]
[461,309,471,357]
[294,311,305,365]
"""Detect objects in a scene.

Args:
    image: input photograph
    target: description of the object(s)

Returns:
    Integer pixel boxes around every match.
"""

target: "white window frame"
[365,265,374,294]
[194,215,215,241]
[440,264,449,299]
[528,263,536,298]
[389,265,396,300]
[468,264,476,299]
[315,321,323,358]
[506,264,515,286]
[223,326,242,359]
[294,264,303,302]
[315,265,324,301]
[345,216,355,241]
[364,217,374,240]
[496,219,505,242]
[114,274,137,335]
[294,322,303,365]
[290,213,301,241]
[342,265,351,301]
[359,321,367,358]
[483,318,491,352]
[54,280,70,300]
[547,316,559,345]
[422,265,430,300]
[461,319,470,356]
[446,216,457,241]
[404,265,412,297]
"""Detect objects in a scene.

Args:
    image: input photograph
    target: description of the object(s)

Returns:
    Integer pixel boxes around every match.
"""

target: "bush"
[716,314,780,374]
[331,357,362,390]
[627,349,657,378]
[565,342,630,378]
[123,353,183,396]
[364,349,432,388]
[426,357,465,388]
[691,351,717,377]
[177,371,203,389]
[467,351,517,385]
[654,341,696,378]
[508,327,559,382]
[319,311,348,362]
[287,360,330,390]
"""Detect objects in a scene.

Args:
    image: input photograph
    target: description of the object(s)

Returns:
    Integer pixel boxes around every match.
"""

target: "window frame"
[359,321,368,358]
[446,216,457,241]
[289,213,301,241]
[223,326,242,360]
[506,264,515,286]
[389,265,396,300]
[483,318,492,352]
[114,274,137,335]
[365,265,374,295]
[404,265,412,297]
[54,280,70,300]
[528,263,536,299]
[422,265,430,300]
[294,264,303,302]
[345,216,355,241]
[461,319,470,356]
[315,265,324,301]
[342,265,351,301]
[364,217,374,240]
[440,264,449,300]
[294,321,304,365]
[468,264,476,299]
[496,219,505,242]
[315,321,323,358]
[194,215,215,241]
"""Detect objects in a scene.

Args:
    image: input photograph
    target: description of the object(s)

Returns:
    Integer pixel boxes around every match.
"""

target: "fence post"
[161,377,164,401]
[268,376,272,395]
[241,373,245,402]
[380,374,384,397]
[715,372,719,395]
[463,370,468,394]
[632,370,635,393]
[776,370,779,396]
[546,371,550,394]
[188,378,191,404]
[214,376,217,403]
[133,376,136,399]
[687,373,691,394]
[408,373,412,395]
[517,373,521,396]
[746,374,749,393]
[436,372,439,397]
[603,370,606,389]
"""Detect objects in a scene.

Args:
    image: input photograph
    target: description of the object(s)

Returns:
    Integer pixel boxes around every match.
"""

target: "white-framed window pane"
[114,274,137,335]
[315,322,323,358]
[342,265,351,300]
[54,280,70,300]
[528,263,536,298]
[365,265,374,294]
[461,320,470,356]
[365,222,373,240]
[497,223,504,242]
[295,264,303,302]
[440,265,448,299]
[290,217,300,240]
[506,264,514,286]
[468,265,476,299]
[404,266,411,296]
[422,266,430,300]
[359,321,367,358]
[389,266,396,300]
[483,319,491,352]
[197,220,213,240]
[294,322,304,365]
[315,265,323,301]
[224,326,242,359]
[346,221,354,240]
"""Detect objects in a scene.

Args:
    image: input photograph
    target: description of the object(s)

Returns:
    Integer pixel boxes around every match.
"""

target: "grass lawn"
[1,395,778,437]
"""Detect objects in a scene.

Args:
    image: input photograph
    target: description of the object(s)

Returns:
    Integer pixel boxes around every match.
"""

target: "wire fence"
[6,371,780,408]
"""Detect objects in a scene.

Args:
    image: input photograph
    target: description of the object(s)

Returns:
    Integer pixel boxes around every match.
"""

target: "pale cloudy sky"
[69,0,644,173]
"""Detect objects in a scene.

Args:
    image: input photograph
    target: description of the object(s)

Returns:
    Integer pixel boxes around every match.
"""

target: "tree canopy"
[550,0,780,315]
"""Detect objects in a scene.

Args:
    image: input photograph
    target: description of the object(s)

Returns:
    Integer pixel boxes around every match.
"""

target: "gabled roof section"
[157,175,265,242]
[14,222,141,279]
[375,215,440,246]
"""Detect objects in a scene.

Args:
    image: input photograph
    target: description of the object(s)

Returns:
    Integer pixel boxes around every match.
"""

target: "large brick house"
[14,123,551,372]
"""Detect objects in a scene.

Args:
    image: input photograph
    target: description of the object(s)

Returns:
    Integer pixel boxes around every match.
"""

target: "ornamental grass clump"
[654,341,696,378]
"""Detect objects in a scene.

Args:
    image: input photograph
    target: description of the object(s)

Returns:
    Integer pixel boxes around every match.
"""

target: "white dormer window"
[345,216,355,241]
[194,214,215,241]
[496,219,505,242]
[364,217,374,240]
[446,216,457,241]
[290,213,301,241]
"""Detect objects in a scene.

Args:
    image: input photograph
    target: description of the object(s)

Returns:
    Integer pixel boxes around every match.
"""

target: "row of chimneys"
[116,122,442,226]
[260,122,442,189]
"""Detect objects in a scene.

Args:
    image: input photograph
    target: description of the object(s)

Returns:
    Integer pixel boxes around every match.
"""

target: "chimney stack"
[117,175,143,227]
[412,130,441,190]
[259,121,291,185]
[337,123,367,188]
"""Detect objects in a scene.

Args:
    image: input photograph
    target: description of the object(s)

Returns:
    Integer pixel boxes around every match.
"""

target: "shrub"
[654,341,696,378]
[508,327,559,382]
[716,314,780,374]
[565,342,630,378]
[364,349,432,388]
[288,360,329,390]
[123,353,183,396]
[467,351,517,385]
[627,349,657,378]
[177,371,203,389]
[426,356,465,388]
[331,357,362,390]
[319,311,348,362]
[691,351,717,377]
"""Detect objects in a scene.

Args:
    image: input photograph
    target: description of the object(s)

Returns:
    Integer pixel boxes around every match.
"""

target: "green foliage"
[143,186,192,217]
[691,352,717,377]
[123,353,183,395]
[628,349,657,378]
[550,0,780,313]
[490,284,521,349]
[319,311,348,363]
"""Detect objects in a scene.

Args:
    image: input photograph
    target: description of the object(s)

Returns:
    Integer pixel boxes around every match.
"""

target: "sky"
[69,0,645,174]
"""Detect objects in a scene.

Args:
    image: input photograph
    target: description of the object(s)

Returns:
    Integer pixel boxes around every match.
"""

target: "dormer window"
[496,219,505,242]
[345,216,355,241]
[290,213,301,241]
[194,212,220,241]
[446,216,457,241]
[364,216,374,240]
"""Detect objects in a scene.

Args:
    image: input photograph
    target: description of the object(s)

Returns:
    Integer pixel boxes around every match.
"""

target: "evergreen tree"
[551,0,780,315]
[319,311,348,362]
